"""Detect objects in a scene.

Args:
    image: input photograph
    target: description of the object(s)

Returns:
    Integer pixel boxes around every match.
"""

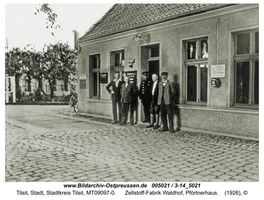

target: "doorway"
[141,43,160,78]
[140,44,160,122]
[149,60,159,78]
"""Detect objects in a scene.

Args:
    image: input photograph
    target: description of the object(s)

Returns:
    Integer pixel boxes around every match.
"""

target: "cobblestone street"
[5,105,259,182]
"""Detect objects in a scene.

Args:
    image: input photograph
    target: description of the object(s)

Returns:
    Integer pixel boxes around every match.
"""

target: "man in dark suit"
[106,71,123,124]
[139,71,151,123]
[157,72,174,133]
[146,73,160,129]
[120,75,132,125]
[129,77,138,125]
[173,74,181,132]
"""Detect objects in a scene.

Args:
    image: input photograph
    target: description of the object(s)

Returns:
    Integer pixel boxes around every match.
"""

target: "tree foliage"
[5,43,77,100]
[35,3,61,36]
[5,48,24,76]
[42,43,77,98]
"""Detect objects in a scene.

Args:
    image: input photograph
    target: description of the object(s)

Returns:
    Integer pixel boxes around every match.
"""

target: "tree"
[29,51,47,95]
[35,4,61,36]
[20,50,34,92]
[5,43,77,101]
[5,48,24,100]
[42,42,77,100]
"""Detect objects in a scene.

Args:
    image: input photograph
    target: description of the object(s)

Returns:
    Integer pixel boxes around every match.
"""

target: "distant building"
[77,4,259,139]
[18,75,71,97]
[5,74,72,103]
[5,75,16,103]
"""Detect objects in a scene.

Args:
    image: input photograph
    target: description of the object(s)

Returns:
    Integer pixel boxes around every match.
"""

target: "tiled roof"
[79,4,232,42]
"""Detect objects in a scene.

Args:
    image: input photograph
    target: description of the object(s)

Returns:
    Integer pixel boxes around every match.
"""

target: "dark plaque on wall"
[100,73,108,84]
[125,70,137,84]
[80,80,86,89]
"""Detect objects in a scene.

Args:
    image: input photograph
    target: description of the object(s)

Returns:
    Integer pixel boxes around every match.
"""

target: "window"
[64,77,68,91]
[53,79,57,91]
[111,50,124,67]
[233,29,258,106]
[8,78,11,91]
[149,45,159,58]
[89,54,100,98]
[184,37,208,103]
[110,50,124,80]
[255,32,259,53]
[237,33,250,54]
[148,44,160,78]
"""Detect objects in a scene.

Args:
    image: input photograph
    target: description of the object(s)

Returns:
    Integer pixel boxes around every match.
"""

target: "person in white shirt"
[106,71,123,124]
[146,73,160,128]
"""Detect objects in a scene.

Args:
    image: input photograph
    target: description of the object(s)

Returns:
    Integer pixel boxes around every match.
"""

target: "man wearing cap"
[139,71,151,123]
[146,73,160,129]
[106,71,123,124]
[157,72,174,133]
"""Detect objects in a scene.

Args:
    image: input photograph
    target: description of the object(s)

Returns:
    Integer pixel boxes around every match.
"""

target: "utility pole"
[5,37,8,50]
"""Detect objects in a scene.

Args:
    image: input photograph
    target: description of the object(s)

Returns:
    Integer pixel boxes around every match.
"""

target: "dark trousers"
[121,103,130,124]
[130,102,138,124]
[111,94,122,123]
[142,99,150,122]
[160,101,174,131]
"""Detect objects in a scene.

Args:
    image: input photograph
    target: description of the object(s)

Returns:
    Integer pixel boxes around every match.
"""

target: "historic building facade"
[77,4,259,139]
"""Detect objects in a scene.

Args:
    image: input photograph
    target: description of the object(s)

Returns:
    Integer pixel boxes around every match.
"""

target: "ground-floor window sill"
[179,104,258,115]
[85,98,111,103]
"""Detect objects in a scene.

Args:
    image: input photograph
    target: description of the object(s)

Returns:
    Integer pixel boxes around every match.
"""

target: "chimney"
[73,30,79,51]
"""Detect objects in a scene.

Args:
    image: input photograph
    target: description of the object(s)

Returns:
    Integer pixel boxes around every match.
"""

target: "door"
[149,60,159,79]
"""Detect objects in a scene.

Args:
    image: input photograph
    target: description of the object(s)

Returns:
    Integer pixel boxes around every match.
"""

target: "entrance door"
[149,60,159,79]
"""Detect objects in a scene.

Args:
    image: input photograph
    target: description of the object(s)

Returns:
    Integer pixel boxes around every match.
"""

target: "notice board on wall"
[211,64,225,78]
[100,73,108,84]
[124,71,137,84]
[79,74,86,89]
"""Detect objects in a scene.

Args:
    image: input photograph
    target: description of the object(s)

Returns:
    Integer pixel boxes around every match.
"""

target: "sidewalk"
[60,109,258,141]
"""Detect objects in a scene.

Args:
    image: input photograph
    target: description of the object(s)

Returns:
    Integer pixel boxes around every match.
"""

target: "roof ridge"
[80,4,119,40]
[79,4,234,42]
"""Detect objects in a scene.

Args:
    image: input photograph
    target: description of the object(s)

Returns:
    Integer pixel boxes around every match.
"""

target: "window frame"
[89,53,101,99]
[111,50,124,67]
[233,29,258,107]
[110,49,125,81]
[148,45,160,60]
[184,37,209,105]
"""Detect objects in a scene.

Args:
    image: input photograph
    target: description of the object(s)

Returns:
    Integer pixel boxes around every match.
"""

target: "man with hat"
[139,71,151,123]
[157,71,174,133]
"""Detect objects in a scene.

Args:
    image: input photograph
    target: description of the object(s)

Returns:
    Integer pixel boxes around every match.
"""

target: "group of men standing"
[106,71,181,133]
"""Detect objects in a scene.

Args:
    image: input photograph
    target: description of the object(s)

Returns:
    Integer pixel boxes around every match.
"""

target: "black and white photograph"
[2,0,263,199]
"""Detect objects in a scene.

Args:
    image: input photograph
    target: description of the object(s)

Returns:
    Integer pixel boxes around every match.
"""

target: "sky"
[4,1,260,51]
[5,4,113,51]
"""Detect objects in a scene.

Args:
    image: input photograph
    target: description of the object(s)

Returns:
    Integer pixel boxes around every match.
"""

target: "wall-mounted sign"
[79,74,86,89]
[100,73,108,84]
[211,64,225,78]
[125,71,137,84]
[80,80,86,89]
[79,74,86,80]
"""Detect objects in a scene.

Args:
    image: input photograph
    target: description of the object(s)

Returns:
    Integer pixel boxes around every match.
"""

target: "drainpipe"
[73,30,79,51]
